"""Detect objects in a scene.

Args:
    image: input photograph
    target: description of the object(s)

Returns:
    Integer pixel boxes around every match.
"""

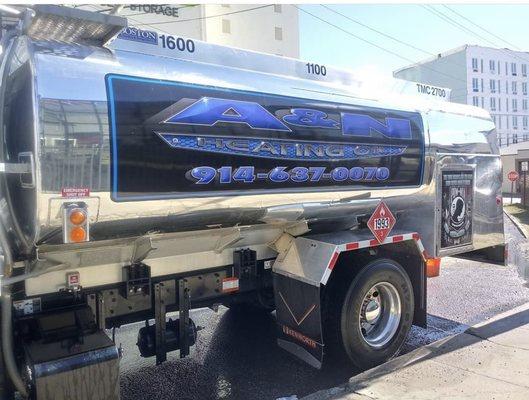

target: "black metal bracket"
[178,279,191,358]
[97,292,105,330]
[233,248,257,279]
[154,282,167,365]
[122,263,151,299]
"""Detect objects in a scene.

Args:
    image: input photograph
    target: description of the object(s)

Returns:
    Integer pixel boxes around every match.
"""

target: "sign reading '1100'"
[106,74,425,201]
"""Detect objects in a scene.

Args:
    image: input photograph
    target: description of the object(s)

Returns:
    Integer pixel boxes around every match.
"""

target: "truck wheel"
[325,258,414,369]
[0,312,14,400]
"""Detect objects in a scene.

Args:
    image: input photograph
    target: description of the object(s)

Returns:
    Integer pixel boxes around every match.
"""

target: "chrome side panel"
[2,37,40,249]
[0,36,503,293]
[435,153,503,257]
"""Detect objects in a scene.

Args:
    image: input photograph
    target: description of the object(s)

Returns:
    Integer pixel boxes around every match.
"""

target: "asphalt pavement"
[118,215,529,400]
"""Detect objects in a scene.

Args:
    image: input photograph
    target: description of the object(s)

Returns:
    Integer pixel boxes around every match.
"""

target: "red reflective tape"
[412,233,420,240]
[346,242,359,250]
[328,252,340,270]
[392,235,404,243]
[370,239,379,246]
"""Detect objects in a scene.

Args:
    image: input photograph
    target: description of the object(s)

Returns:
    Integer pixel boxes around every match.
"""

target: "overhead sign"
[522,161,529,172]
[367,201,396,244]
[508,171,519,182]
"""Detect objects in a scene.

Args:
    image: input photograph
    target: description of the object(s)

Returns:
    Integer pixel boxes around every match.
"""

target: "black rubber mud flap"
[273,273,323,369]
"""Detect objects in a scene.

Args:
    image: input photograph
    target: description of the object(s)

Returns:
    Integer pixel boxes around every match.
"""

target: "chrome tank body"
[1,34,502,260]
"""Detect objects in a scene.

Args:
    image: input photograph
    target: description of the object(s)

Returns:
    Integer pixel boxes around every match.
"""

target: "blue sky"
[299,4,529,77]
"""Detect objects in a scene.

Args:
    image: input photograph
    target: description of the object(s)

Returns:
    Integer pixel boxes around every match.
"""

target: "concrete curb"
[302,302,529,400]
[504,209,528,239]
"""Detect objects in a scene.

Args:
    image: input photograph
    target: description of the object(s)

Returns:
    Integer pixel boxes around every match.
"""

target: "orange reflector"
[69,226,87,243]
[426,257,441,278]
[69,210,87,225]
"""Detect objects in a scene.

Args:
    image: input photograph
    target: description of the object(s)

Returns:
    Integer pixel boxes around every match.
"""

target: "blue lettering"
[283,108,339,129]
[342,113,412,139]
[165,97,291,131]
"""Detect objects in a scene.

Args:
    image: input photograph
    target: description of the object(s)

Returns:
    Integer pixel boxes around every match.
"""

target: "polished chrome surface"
[26,5,126,46]
[272,229,423,287]
[359,282,402,348]
[0,32,504,271]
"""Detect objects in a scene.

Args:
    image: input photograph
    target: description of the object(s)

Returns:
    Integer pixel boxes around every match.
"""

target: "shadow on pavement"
[121,309,358,400]
[338,308,529,398]
[121,305,519,400]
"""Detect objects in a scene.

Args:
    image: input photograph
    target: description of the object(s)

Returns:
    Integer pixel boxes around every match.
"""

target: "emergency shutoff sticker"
[367,201,396,243]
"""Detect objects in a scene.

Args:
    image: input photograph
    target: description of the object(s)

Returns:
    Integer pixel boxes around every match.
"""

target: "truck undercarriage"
[0,5,504,400]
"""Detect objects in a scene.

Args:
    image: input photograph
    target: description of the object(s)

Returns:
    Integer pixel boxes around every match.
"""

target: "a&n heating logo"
[154,96,413,161]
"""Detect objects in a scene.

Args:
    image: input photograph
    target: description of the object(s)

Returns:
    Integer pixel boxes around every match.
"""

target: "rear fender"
[272,229,427,368]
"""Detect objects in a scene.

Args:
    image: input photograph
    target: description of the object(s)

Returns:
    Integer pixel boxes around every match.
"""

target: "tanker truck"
[0,6,504,399]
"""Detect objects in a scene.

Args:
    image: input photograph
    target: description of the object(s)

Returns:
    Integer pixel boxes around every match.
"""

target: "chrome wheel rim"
[358,282,402,348]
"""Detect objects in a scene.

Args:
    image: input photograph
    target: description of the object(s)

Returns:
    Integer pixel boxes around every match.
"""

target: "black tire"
[325,258,414,370]
[0,309,14,400]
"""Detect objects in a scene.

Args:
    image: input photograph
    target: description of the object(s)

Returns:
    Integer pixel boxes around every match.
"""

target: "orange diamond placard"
[367,201,396,244]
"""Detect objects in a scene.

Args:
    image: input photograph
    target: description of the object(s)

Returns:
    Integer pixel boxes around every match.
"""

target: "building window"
[490,97,496,111]
[506,62,509,75]
[524,82,528,95]
[507,116,510,129]
[524,116,528,130]
[274,4,282,13]
[498,80,501,93]
[489,79,496,93]
[513,98,518,112]
[499,116,502,129]
[512,62,518,76]
[489,60,495,74]
[506,98,509,112]
[514,133,518,143]
[472,96,479,106]
[524,64,528,77]
[472,58,478,72]
[222,19,231,34]
[524,99,528,110]
[498,60,501,75]
[480,59,484,73]
[481,97,484,108]
[499,98,502,111]
[506,80,509,94]
[513,116,518,129]
[275,27,283,41]
[512,81,518,94]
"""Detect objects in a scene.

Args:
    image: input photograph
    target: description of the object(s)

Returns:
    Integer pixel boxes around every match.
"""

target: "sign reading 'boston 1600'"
[106,74,425,201]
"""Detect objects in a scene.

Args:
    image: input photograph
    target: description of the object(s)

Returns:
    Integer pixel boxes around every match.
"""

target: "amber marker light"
[63,202,89,244]
[69,226,87,243]
[69,209,87,225]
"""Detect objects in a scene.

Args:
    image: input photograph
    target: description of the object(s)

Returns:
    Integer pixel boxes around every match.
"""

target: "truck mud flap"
[273,273,323,369]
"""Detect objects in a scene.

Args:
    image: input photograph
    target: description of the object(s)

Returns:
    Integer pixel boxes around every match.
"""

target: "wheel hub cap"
[359,282,402,348]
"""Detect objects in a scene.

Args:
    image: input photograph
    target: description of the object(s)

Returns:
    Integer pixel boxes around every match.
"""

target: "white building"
[77,4,299,58]
[394,45,529,147]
